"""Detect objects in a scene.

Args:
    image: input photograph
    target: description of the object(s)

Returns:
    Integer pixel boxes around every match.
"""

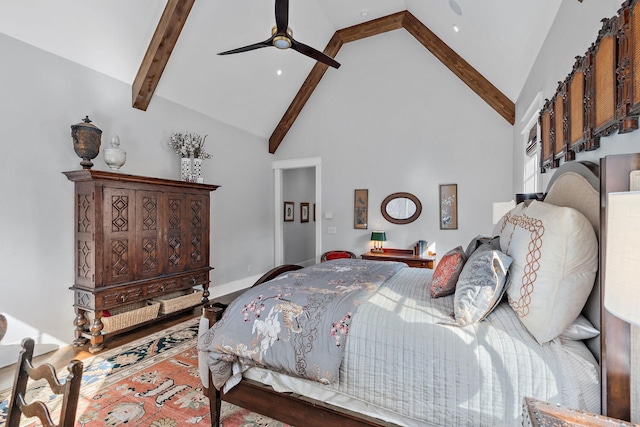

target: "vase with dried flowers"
[168,132,212,182]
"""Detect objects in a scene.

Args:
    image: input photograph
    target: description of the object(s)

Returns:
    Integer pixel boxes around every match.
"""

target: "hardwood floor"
[0,291,243,391]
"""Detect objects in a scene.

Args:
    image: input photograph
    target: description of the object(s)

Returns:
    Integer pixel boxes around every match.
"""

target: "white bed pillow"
[559,315,599,340]
[496,200,598,344]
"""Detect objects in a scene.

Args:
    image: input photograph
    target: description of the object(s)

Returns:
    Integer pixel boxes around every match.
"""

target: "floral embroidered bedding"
[198,259,405,393]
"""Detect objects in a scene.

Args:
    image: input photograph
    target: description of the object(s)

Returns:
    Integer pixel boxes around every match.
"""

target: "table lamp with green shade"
[370,231,386,253]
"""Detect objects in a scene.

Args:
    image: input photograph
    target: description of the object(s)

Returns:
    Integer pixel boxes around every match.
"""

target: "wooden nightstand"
[361,248,435,269]
[524,398,639,426]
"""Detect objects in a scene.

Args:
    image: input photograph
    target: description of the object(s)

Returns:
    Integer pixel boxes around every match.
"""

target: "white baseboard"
[0,343,59,369]
[208,274,262,299]
[298,258,316,267]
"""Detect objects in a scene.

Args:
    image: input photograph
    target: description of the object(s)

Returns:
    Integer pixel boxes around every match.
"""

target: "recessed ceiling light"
[277,69,282,76]
[360,10,369,18]
[449,0,463,16]
[453,25,460,33]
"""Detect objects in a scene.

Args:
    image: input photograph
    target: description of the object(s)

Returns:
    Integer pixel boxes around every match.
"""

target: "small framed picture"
[301,202,310,223]
[284,201,294,222]
[354,189,368,229]
[439,184,458,230]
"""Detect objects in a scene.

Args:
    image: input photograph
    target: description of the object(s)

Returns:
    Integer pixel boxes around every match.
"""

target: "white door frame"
[273,157,322,265]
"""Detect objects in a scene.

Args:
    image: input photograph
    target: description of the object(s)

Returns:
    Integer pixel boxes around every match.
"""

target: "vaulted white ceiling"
[0,0,561,139]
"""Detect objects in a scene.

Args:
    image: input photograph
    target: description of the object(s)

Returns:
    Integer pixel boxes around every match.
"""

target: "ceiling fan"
[218,0,341,69]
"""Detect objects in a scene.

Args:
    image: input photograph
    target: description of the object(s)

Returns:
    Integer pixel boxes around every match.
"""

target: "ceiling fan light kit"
[218,0,340,68]
[272,26,293,49]
[273,37,291,49]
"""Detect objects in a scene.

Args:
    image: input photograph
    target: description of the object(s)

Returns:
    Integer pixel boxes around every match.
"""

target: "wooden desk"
[361,248,435,269]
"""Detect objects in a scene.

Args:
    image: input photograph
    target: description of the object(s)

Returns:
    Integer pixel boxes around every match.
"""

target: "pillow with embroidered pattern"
[452,243,512,325]
[430,246,466,298]
[496,200,598,344]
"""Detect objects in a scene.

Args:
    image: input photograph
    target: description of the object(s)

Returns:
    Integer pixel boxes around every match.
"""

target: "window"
[521,92,543,194]
[524,154,539,193]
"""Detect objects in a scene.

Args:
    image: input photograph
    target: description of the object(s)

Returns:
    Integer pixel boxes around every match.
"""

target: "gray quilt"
[198,259,406,392]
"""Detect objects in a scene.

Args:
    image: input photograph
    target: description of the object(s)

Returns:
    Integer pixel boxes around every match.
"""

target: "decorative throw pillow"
[452,243,513,325]
[464,235,495,259]
[559,315,599,340]
[430,246,466,298]
[496,200,598,344]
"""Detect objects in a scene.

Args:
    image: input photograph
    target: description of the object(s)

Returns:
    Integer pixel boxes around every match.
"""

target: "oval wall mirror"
[381,192,422,225]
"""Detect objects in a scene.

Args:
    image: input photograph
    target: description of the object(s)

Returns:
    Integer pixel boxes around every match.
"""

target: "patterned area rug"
[0,318,293,426]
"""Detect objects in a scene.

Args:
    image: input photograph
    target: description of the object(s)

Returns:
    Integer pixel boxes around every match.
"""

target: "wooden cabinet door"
[136,190,162,280]
[186,193,210,270]
[102,187,136,286]
[74,182,97,289]
[162,192,188,276]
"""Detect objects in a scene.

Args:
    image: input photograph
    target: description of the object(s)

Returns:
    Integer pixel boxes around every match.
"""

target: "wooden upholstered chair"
[320,250,357,262]
[6,338,83,427]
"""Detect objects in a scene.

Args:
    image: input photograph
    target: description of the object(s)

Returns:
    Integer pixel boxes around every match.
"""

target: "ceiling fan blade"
[274,0,289,33]
[291,39,341,69]
[218,38,273,55]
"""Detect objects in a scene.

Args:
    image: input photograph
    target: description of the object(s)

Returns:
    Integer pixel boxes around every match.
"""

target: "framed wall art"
[284,201,294,222]
[439,184,458,230]
[354,189,368,229]
[301,202,309,223]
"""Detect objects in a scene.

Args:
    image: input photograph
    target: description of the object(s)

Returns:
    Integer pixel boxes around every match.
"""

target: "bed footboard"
[250,264,304,288]
[200,263,396,427]
[201,303,224,426]
[201,264,303,427]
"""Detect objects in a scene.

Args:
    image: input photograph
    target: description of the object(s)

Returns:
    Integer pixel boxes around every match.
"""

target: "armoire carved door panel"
[186,194,209,271]
[163,192,187,276]
[74,183,96,289]
[136,190,162,280]
[103,187,136,286]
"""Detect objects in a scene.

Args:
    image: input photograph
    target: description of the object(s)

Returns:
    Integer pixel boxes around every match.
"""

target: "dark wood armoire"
[64,170,219,352]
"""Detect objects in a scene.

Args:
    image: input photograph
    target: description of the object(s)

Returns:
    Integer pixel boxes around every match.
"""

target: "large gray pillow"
[452,243,512,325]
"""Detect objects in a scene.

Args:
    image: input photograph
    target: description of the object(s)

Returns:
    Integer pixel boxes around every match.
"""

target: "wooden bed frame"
[201,154,639,426]
[202,264,397,427]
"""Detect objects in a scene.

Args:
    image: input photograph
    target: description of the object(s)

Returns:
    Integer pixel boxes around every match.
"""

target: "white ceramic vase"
[193,158,203,183]
[180,157,192,182]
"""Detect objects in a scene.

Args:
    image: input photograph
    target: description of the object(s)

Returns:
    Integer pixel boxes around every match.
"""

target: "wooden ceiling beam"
[269,13,405,153]
[269,10,515,153]
[269,32,344,153]
[336,11,405,43]
[132,0,195,111]
[402,11,515,125]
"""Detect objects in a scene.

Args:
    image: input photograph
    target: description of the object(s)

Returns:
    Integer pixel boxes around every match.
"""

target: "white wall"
[283,168,315,265]
[0,33,274,348]
[515,0,640,189]
[273,29,514,258]
[1,24,520,350]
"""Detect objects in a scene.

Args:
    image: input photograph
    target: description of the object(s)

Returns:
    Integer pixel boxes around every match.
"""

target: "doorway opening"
[273,157,322,266]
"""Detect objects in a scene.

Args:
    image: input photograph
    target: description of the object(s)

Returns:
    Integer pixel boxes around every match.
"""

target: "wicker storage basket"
[152,289,203,315]
[87,301,160,334]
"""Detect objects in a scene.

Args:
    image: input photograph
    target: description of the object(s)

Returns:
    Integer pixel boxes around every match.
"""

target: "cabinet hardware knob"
[117,294,126,303]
